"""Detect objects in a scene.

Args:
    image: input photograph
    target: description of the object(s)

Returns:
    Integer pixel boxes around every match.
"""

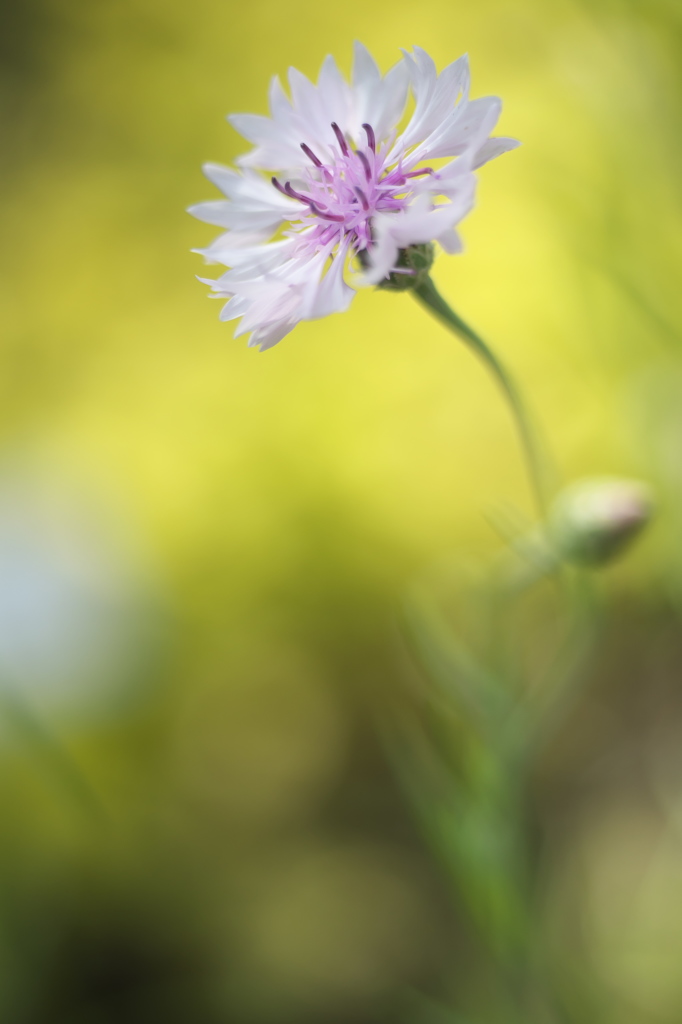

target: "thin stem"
[0,688,105,822]
[413,275,548,520]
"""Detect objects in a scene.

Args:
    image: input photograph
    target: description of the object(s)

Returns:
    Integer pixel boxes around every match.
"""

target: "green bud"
[359,243,436,292]
[549,477,654,567]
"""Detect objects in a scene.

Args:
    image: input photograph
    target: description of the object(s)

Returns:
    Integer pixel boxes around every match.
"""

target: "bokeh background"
[2,0,682,1021]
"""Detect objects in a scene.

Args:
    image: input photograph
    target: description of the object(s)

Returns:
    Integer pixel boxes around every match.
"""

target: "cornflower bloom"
[189,44,518,351]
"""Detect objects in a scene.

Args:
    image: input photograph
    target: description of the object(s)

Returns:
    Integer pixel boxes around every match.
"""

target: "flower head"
[549,477,654,567]
[189,44,519,350]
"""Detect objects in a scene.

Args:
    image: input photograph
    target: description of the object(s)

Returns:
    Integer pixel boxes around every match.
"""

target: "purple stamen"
[356,150,372,181]
[283,181,312,203]
[405,167,435,178]
[331,122,350,157]
[362,123,376,153]
[309,203,345,222]
[354,187,369,211]
[272,116,411,235]
[300,142,323,167]
[278,179,345,222]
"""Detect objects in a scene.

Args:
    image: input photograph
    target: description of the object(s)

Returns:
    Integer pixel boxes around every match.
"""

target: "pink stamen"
[356,150,372,181]
[275,178,344,221]
[331,122,350,157]
[283,181,311,202]
[307,202,345,222]
[275,120,413,249]
[300,143,322,167]
[362,123,376,153]
[354,187,369,211]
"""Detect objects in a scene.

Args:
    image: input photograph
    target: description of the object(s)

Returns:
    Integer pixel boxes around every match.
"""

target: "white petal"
[415,164,478,217]
[202,164,297,209]
[372,59,410,140]
[300,249,354,320]
[317,55,352,127]
[436,228,463,254]
[360,227,399,285]
[234,281,297,335]
[187,201,237,228]
[472,136,520,169]
[204,239,295,277]
[218,295,250,321]
[352,41,382,94]
[286,66,354,154]
[349,43,409,144]
[186,201,288,234]
[229,113,278,146]
[412,95,502,162]
[395,50,469,157]
[200,162,240,194]
[363,194,472,285]
[193,230,275,261]
[248,318,298,351]
[268,75,292,120]
[230,113,306,170]
[189,163,302,256]
[287,66,327,140]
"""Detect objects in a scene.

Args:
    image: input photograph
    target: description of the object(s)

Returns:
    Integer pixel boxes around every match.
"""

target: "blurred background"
[2,0,682,1021]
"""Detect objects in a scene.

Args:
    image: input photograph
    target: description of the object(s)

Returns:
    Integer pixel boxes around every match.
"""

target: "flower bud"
[548,477,654,567]
[359,243,435,292]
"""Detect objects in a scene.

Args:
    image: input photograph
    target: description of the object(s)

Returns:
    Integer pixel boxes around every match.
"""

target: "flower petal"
[472,136,521,168]
[410,95,502,163]
[317,54,353,128]
[230,112,310,171]
[394,50,469,157]
[300,246,354,319]
[436,227,463,254]
[363,192,474,285]
[202,164,298,210]
[248,318,299,351]
[351,42,409,144]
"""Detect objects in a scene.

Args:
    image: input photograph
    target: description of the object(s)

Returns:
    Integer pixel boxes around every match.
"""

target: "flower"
[189,44,519,351]
[548,477,654,567]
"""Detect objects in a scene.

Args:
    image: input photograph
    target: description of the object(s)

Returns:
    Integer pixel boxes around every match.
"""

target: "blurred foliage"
[2,0,682,1021]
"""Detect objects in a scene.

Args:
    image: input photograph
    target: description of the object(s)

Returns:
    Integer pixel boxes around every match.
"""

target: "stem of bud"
[413,275,549,521]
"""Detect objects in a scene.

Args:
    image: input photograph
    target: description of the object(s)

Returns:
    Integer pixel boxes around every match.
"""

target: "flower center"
[271,122,433,254]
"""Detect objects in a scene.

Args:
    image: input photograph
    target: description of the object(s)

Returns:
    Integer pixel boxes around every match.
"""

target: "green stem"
[413,275,548,520]
[0,689,105,822]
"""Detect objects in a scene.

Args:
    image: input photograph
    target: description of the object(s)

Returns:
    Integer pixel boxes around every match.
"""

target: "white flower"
[189,44,519,351]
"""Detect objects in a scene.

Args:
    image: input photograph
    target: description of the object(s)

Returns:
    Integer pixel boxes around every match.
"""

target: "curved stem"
[413,275,548,520]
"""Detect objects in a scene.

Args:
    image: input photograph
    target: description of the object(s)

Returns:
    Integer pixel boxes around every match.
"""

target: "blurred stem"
[412,276,548,521]
[525,568,602,762]
[0,689,105,822]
